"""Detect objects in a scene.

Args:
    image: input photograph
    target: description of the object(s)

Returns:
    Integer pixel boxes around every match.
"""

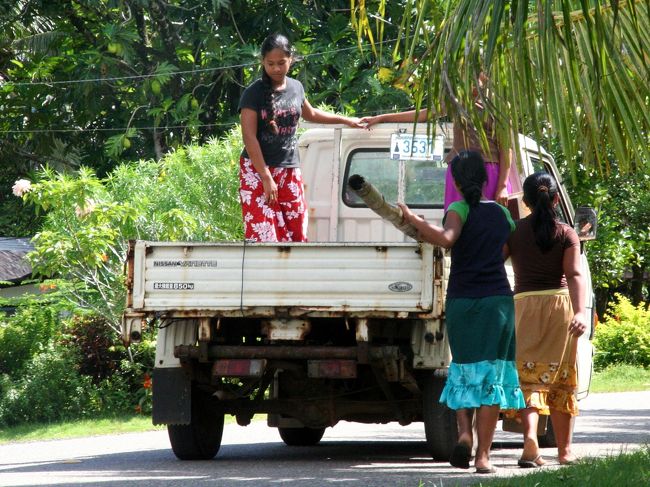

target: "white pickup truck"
[121,122,596,461]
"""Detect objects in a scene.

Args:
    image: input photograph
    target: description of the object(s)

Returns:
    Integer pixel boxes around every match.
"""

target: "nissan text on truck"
[121,121,597,460]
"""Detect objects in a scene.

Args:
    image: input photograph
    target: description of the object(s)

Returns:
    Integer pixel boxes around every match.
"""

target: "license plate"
[390,132,444,162]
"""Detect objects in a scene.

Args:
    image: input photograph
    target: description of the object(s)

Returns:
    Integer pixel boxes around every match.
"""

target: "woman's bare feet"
[474,456,495,473]
[558,446,578,465]
[559,454,579,465]
[521,437,541,460]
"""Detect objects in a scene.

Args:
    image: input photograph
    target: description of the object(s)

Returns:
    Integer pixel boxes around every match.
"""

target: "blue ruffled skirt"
[440,295,525,410]
[440,359,525,410]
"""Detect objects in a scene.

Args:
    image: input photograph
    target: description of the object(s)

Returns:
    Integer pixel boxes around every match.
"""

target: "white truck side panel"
[131,241,435,312]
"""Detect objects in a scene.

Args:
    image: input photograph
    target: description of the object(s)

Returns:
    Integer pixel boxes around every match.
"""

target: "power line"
[4,40,397,88]
[1,122,236,134]
[0,106,413,134]
[5,63,256,87]
[0,39,407,135]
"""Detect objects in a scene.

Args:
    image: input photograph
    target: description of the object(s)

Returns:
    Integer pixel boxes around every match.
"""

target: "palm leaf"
[351,0,650,174]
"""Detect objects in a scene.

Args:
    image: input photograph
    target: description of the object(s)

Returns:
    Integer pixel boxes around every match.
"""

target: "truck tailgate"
[128,241,435,313]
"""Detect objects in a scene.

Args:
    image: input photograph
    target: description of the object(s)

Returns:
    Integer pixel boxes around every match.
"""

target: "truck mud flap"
[152,368,191,425]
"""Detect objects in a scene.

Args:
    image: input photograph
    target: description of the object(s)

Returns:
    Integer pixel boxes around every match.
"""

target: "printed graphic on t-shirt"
[259,96,301,151]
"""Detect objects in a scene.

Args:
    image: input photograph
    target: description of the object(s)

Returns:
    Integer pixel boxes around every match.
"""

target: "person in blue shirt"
[398,151,525,474]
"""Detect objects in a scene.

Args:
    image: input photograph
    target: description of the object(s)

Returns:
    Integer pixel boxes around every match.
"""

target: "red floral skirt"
[239,156,308,242]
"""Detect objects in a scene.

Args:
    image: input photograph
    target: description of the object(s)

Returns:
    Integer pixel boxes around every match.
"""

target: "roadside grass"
[462,446,650,487]
[590,364,650,393]
[1,366,647,444]
[0,413,258,444]
[0,415,164,444]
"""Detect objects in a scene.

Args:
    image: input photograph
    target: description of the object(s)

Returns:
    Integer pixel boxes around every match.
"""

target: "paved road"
[0,391,648,487]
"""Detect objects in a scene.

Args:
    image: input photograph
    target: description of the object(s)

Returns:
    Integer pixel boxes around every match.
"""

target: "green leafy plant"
[0,295,66,378]
[15,128,243,335]
[593,294,650,371]
[0,313,157,427]
[59,315,124,383]
[0,346,94,426]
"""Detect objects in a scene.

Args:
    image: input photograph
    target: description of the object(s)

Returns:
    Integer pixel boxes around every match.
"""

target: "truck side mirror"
[574,207,597,241]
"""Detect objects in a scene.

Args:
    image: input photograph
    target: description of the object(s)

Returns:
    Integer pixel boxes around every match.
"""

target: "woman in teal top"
[398,151,524,474]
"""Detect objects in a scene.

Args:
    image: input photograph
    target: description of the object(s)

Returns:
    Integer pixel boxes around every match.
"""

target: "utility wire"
[1,122,236,134]
[0,106,415,135]
[1,39,407,135]
[4,40,398,88]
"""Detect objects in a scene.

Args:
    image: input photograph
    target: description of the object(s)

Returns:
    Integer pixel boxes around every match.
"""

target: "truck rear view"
[122,239,454,460]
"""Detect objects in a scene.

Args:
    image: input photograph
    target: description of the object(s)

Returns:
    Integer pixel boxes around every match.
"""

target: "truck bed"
[126,240,436,315]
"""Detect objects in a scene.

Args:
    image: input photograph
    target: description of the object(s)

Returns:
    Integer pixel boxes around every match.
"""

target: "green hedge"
[593,294,650,371]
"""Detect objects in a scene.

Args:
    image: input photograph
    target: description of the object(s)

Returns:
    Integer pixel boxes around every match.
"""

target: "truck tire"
[278,427,326,446]
[538,418,557,448]
[168,389,224,460]
[423,372,458,461]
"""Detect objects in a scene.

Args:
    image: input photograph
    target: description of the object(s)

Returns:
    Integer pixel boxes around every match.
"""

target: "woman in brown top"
[505,171,588,467]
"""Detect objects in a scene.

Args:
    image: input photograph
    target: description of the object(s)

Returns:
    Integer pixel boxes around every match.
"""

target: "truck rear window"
[343,149,446,208]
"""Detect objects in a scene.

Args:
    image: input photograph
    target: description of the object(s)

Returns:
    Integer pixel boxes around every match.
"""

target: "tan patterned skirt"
[514,290,578,416]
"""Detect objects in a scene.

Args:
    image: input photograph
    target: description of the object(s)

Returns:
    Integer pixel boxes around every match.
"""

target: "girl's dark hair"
[260,33,293,135]
[523,171,560,252]
[449,151,487,207]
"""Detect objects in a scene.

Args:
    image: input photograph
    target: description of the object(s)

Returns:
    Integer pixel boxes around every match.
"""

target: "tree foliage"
[351,1,650,176]
[15,128,244,332]
[563,158,650,312]
[0,0,412,236]
[593,293,650,370]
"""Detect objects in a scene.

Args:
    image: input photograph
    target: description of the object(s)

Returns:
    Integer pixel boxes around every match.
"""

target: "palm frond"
[352,0,650,174]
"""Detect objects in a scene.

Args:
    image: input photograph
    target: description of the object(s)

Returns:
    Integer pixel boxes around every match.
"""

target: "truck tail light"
[212,359,266,378]
[308,360,357,379]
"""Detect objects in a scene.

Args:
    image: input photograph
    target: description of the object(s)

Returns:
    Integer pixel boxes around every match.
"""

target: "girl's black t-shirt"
[238,77,306,168]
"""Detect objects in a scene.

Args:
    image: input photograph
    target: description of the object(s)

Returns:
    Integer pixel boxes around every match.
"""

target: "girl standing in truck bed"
[398,151,525,474]
[239,33,362,242]
[361,73,513,211]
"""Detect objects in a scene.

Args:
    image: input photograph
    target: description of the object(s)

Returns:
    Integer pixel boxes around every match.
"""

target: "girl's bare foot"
[559,455,579,465]
[558,446,578,465]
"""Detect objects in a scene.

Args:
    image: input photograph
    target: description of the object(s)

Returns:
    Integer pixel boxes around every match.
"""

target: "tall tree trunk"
[630,264,646,306]
[153,128,163,161]
[595,287,609,319]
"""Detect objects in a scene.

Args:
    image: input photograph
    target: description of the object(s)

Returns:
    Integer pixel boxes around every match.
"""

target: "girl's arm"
[240,108,278,204]
[397,203,462,249]
[493,145,513,206]
[301,99,363,128]
[563,243,588,337]
[361,109,428,128]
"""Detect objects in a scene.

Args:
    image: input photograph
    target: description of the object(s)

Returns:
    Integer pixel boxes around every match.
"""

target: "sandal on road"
[518,454,546,468]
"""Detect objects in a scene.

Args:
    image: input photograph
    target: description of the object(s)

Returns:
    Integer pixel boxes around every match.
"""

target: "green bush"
[0,300,62,378]
[20,128,243,333]
[0,311,159,427]
[60,314,123,383]
[0,346,94,426]
[593,294,650,371]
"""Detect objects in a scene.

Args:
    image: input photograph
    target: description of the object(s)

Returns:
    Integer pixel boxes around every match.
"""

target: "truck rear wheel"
[423,372,458,461]
[538,417,557,448]
[278,427,326,446]
[168,388,224,460]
